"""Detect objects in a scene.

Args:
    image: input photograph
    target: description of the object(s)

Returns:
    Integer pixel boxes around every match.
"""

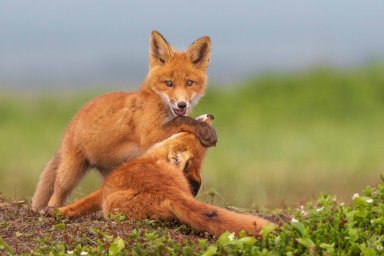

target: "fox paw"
[195,114,214,125]
[39,206,56,216]
[194,114,216,147]
[196,123,217,147]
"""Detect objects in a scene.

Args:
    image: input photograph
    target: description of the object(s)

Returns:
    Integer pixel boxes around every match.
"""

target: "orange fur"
[57,116,272,237]
[32,31,216,211]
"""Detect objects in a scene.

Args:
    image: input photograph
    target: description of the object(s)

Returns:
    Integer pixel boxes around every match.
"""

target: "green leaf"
[199,239,207,249]
[201,245,217,256]
[238,230,247,238]
[291,222,306,237]
[353,196,371,207]
[296,237,315,249]
[238,236,257,246]
[348,228,359,243]
[358,243,376,256]
[320,243,334,249]
[216,231,232,247]
[53,223,65,231]
[260,224,277,237]
[109,237,125,256]
[371,216,384,226]
[320,243,335,253]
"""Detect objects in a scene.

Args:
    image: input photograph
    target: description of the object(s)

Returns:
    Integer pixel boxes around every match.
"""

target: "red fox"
[32,31,216,211]
[52,115,272,237]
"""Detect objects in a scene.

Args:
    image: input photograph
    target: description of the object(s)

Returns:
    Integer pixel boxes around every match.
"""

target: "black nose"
[177,101,187,109]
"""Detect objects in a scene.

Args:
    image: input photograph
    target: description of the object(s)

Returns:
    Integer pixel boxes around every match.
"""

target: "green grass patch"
[0,179,383,255]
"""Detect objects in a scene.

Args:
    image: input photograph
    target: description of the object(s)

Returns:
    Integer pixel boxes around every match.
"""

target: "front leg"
[141,116,217,149]
[164,116,217,147]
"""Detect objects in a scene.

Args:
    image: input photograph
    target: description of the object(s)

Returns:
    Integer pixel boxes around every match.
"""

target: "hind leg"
[32,153,61,211]
[56,189,102,218]
[47,150,88,208]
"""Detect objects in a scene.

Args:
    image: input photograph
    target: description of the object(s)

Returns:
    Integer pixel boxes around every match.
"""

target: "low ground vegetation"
[1,178,383,255]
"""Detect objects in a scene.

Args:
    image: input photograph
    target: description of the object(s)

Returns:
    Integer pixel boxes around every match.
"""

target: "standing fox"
[32,31,217,211]
[52,115,272,237]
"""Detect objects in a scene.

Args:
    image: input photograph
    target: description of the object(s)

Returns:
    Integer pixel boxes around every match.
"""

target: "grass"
[1,178,382,255]
[1,64,384,208]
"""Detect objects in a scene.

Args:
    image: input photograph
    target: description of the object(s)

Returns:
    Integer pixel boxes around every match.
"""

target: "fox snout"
[171,101,187,116]
[165,98,192,117]
[177,101,187,110]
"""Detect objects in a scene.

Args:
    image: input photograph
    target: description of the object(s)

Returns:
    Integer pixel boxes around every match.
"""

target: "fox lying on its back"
[53,115,272,237]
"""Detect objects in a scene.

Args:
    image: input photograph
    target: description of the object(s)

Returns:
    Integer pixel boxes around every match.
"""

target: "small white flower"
[80,252,88,256]
[67,251,74,255]
[291,218,299,223]
[340,202,345,206]
[228,232,235,241]
[316,207,324,212]
[366,198,373,203]
[377,245,382,251]
[296,206,307,215]
[352,193,359,200]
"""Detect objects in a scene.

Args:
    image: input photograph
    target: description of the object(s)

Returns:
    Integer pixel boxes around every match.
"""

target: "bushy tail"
[31,153,60,211]
[168,195,272,237]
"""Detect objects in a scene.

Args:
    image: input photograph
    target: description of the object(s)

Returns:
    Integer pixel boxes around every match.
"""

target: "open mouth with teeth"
[173,108,187,116]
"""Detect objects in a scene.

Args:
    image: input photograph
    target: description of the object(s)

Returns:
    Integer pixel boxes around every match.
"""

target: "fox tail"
[168,195,272,237]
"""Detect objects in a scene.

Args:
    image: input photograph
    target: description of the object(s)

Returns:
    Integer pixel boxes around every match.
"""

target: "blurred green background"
[1,64,383,208]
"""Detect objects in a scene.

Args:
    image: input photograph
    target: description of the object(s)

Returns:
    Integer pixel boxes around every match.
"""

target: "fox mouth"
[173,108,187,116]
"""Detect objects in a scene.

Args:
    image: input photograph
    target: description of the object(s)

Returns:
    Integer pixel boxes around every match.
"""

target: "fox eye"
[164,81,173,87]
[186,80,193,86]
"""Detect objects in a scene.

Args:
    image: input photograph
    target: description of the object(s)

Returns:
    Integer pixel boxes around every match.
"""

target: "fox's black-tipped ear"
[186,36,211,71]
[149,31,173,68]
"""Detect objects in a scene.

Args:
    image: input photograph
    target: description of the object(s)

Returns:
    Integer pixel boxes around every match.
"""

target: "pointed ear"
[149,31,173,68]
[186,36,211,70]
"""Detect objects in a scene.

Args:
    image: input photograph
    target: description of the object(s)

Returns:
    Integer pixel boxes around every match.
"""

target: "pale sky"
[1,0,384,88]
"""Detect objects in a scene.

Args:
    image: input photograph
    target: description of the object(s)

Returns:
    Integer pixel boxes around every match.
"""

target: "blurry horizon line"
[1,58,383,92]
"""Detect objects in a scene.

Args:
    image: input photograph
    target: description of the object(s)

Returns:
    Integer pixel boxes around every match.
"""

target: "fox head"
[145,31,211,117]
[167,114,215,196]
